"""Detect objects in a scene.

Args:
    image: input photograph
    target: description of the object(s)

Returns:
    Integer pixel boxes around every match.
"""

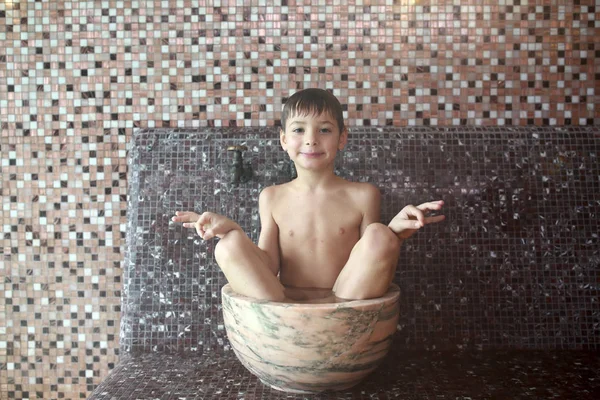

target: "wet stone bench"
[89,349,600,399]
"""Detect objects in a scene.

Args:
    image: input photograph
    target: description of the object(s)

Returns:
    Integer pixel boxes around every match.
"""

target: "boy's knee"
[362,223,400,258]
[214,229,246,264]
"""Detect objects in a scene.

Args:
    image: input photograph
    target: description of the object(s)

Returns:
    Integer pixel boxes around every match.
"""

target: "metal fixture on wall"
[227,145,253,184]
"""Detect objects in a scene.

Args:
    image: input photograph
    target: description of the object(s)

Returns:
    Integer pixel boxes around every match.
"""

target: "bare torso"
[269,178,369,289]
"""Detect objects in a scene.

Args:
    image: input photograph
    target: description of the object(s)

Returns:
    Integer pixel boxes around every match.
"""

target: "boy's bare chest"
[272,198,362,244]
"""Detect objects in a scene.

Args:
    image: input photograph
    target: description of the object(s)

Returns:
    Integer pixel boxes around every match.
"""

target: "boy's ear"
[280,128,287,150]
[338,127,348,150]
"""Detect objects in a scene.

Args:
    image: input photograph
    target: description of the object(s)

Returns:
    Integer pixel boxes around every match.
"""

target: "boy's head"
[280,88,345,134]
[279,88,348,171]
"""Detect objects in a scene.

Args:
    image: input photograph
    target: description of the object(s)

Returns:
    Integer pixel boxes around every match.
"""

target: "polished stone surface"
[89,349,600,399]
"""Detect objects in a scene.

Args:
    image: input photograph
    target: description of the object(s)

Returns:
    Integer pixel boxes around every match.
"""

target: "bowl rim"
[221,282,400,309]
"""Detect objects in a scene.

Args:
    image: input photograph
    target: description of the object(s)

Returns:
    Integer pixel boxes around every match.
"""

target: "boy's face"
[280,111,348,171]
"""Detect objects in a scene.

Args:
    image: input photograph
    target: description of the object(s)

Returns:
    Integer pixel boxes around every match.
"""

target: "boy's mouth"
[300,152,324,158]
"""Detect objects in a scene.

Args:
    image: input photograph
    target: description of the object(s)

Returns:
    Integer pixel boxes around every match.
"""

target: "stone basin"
[221,283,400,394]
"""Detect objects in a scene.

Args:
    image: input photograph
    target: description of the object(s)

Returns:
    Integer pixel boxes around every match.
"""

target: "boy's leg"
[214,230,287,301]
[332,223,401,300]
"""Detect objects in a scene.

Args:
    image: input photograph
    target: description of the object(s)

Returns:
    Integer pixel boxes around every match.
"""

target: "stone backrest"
[121,127,599,353]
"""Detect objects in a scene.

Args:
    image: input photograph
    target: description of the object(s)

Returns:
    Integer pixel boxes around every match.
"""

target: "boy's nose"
[305,131,317,145]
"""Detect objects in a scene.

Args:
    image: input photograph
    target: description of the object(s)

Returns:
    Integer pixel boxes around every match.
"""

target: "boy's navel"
[288,229,294,237]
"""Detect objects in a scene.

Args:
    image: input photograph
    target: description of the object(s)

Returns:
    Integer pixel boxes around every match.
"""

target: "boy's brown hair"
[281,88,345,133]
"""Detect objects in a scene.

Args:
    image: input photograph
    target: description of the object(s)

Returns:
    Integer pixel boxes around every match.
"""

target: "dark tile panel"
[121,127,600,353]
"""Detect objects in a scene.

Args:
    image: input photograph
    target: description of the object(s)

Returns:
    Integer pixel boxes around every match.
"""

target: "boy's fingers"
[417,201,444,211]
[405,205,426,226]
[424,215,446,224]
[173,213,195,222]
[395,220,422,230]
[197,214,212,225]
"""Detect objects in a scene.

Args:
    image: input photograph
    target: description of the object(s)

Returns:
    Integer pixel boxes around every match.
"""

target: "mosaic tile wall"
[123,127,600,354]
[1,0,599,399]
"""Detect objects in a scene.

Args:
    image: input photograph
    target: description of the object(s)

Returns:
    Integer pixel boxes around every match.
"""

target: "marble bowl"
[221,283,400,394]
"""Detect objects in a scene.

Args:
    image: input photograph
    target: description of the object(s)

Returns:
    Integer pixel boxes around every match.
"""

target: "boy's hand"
[171,211,239,240]
[388,200,445,241]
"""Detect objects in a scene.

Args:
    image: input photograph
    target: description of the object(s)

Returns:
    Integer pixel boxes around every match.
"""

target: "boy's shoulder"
[258,183,287,205]
[336,178,379,197]
[260,182,288,195]
[345,181,380,205]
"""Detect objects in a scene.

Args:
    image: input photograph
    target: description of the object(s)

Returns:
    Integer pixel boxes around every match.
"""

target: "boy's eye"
[290,127,331,134]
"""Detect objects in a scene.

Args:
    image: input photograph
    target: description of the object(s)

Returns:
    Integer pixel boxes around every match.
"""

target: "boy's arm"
[257,187,281,276]
[359,183,382,236]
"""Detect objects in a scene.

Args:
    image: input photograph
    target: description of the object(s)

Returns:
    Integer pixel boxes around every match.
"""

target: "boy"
[172,88,445,302]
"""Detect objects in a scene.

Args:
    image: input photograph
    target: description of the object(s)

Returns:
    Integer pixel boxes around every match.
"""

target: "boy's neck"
[291,169,340,191]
